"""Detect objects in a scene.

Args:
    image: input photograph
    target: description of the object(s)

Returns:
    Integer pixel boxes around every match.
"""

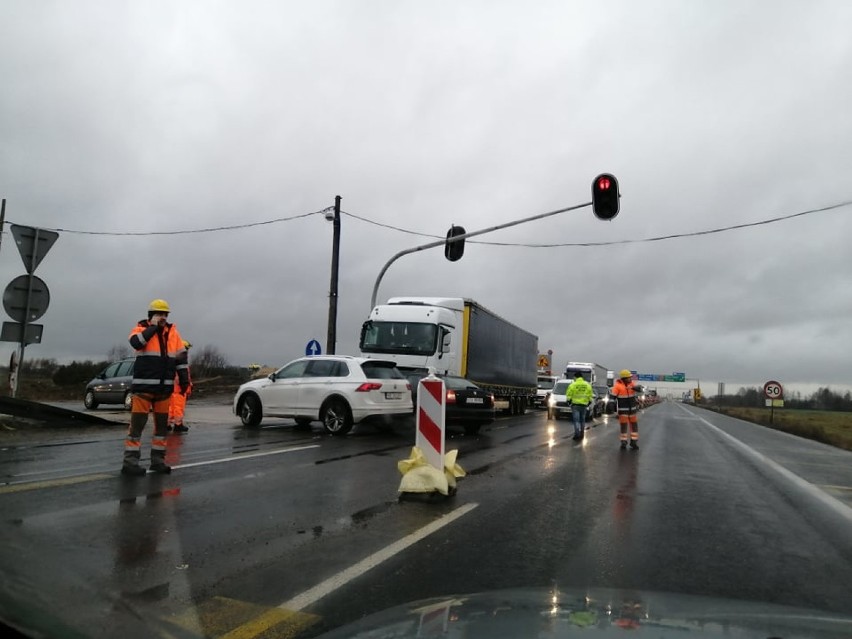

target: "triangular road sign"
[10,225,59,274]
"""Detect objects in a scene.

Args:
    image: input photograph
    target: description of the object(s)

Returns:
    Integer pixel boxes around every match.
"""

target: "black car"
[593,385,611,417]
[441,375,496,435]
[84,357,134,410]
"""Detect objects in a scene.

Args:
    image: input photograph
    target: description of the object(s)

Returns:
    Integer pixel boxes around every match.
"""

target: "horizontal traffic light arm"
[370,199,592,308]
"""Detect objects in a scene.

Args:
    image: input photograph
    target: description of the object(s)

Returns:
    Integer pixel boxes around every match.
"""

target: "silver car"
[233,355,412,435]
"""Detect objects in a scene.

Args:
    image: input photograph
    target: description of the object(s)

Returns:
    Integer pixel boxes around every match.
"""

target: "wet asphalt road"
[1,399,851,638]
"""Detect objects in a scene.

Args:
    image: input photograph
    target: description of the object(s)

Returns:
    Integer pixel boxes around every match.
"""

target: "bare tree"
[192,345,229,377]
[107,344,131,361]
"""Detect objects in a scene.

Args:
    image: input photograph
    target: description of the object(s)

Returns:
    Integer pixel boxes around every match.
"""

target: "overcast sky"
[1,0,851,397]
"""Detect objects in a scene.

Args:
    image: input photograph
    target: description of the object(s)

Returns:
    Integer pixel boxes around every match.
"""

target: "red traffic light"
[592,173,619,221]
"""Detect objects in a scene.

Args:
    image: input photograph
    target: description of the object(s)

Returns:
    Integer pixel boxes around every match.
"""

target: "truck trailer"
[359,297,538,415]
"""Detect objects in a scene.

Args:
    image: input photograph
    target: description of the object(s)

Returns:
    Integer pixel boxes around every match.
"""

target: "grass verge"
[710,406,852,452]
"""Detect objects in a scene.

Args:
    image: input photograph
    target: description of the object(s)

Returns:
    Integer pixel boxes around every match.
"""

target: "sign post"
[1,224,59,396]
[763,380,784,425]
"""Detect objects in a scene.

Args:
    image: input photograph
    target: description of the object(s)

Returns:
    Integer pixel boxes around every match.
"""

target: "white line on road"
[678,404,852,525]
[280,502,479,612]
[175,444,320,469]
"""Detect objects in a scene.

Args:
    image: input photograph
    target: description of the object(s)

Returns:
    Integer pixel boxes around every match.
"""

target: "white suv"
[233,355,412,435]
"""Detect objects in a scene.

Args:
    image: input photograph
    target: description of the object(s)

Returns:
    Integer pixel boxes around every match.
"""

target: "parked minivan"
[84,357,134,410]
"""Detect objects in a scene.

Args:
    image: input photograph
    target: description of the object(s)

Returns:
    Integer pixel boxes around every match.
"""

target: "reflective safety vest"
[566,378,593,405]
[611,378,637,413]
[129,319,189,396]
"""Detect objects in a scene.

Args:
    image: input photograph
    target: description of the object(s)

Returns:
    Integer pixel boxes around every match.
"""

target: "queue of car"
[86,353,649,435]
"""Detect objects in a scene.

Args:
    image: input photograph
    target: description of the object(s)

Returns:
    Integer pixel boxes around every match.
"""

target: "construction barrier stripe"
[421,379,443,405]
[418,407,443,455]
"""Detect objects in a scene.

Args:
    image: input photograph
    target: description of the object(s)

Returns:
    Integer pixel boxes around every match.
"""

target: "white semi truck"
[359,297,538,415]
[564,362,610,386]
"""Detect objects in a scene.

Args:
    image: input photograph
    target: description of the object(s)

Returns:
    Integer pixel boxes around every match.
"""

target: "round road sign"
[763,380,783,399]
[3,274,50,323]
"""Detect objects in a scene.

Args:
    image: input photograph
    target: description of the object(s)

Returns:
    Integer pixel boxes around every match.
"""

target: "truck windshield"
[360,321,438,356]
[565,368,592,382]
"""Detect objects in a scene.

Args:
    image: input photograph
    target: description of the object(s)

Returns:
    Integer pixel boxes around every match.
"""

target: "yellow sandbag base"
[398,447,466,496]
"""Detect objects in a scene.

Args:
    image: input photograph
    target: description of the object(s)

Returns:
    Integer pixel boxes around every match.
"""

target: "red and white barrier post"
[416,374,445,471]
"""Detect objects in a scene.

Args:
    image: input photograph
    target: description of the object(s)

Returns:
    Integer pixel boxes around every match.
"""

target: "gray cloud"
[1,0,851,397]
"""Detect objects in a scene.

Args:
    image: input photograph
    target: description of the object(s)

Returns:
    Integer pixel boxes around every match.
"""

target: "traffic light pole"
[369,200,591,309]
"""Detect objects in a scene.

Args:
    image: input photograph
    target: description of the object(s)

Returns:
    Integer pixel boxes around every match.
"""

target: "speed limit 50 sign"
[763,380,784,399]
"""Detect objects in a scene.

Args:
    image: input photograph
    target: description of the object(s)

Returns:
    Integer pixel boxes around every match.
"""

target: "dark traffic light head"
[592,173,620,221]
[444,225,466,261]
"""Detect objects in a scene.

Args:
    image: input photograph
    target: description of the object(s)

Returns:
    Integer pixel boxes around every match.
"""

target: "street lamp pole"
[326,195,341,355]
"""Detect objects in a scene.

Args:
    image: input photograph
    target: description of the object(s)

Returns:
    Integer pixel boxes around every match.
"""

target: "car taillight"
[355,382,382,392]
[446,389,456,404]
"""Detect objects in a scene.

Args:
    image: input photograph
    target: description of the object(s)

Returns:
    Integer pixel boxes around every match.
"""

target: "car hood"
[237,377,270,392]
[317,587,852,638]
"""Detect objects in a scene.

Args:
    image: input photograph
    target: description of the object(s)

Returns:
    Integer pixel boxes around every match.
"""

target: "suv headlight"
[548,395,557,407]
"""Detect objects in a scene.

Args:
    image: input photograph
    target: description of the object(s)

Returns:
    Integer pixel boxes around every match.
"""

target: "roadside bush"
[52,360,108,387]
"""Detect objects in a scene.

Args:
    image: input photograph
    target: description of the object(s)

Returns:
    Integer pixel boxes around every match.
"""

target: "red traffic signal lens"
[591,173,619,221]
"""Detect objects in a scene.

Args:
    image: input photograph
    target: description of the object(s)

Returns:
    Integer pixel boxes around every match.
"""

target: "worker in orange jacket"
[611,369,639,450]
[168,340,193,433]
[121,299,190,476]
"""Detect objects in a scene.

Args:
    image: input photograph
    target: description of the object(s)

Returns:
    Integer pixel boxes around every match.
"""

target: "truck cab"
[359,297,460,378]
[534,374,559,408]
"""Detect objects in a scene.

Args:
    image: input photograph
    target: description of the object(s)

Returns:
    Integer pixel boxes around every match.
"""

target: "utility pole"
[0,199,5,254]
[326,195,341,355]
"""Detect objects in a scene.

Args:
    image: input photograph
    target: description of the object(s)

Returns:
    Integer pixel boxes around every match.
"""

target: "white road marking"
[280,502,479,611]
[678,404,852,525]
[175,444,320,469]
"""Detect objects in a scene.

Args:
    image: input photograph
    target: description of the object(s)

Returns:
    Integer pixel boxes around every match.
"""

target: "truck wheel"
[294,417,312,430]
[519,398,527,415]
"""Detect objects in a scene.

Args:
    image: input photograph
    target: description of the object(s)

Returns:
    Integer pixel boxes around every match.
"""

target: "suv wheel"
[123,392,133,411]
[239,393,263,427]
[321,398,353,436]
[84,390,98,410]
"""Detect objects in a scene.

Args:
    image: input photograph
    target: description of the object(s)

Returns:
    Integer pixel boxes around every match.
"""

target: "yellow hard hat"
[619,369,632,379]
[148,299,171,313]
[183,340,192,349]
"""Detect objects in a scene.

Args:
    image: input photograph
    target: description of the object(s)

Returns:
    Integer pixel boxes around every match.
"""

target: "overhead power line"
[9,208,332,236]
[344,199,852,247]
[7,199,851,245]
